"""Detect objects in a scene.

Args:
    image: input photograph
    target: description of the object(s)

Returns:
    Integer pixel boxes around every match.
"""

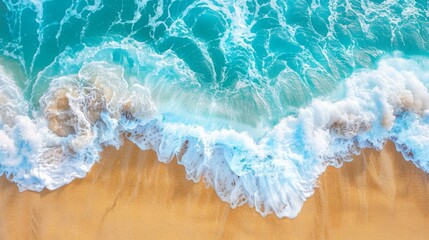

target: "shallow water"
[0,0,428,218]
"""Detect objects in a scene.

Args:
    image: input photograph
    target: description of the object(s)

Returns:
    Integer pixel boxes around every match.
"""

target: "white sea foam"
[0,55,429,218]
[0,62,157,190]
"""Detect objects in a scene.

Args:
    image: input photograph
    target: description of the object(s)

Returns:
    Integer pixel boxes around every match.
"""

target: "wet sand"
[0,140,428,240]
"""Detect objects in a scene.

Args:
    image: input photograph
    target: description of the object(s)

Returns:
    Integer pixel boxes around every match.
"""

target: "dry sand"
[0,140,428,240]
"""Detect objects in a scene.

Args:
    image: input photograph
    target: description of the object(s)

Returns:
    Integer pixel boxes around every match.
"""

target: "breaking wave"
[0,0,428,218]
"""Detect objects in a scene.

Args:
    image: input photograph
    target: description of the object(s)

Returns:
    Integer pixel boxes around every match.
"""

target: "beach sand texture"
[0,140,428,240]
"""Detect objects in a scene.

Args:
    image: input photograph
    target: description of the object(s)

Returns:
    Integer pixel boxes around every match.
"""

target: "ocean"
[0,0,428,218]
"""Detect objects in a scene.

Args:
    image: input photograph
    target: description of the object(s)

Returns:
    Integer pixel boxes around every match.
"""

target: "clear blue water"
[0,0,428,218]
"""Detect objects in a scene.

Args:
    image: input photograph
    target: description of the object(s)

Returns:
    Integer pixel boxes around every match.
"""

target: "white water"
[1,54,429,218]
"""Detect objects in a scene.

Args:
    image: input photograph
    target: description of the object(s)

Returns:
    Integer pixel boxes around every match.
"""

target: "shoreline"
[0,140,428,239]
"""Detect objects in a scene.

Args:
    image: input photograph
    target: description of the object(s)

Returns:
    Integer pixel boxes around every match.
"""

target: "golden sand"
[0,140,428,240]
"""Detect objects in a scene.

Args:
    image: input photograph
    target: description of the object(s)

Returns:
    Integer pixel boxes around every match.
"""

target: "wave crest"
[1,55,429,218]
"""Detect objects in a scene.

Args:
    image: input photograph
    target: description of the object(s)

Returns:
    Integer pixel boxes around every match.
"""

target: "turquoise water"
[0,0,428,218]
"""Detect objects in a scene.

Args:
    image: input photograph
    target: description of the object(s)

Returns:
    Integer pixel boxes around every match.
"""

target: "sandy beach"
[0,140,428,240]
